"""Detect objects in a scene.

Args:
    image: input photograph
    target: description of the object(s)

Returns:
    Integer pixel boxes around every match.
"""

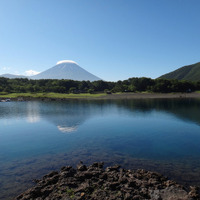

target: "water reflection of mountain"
[0,101,114,133]
[0,98,200,133]
[40,101,114,133]
[41,98,200,128]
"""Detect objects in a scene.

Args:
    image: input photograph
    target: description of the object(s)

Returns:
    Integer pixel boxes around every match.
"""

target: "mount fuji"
[30,60,101,81]
[0,60,101,81]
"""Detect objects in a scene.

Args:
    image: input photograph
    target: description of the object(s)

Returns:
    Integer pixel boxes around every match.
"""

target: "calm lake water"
[1,98,200,199]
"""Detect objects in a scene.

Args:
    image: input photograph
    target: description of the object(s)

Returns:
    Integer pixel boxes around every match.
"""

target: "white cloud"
[25,70,40,76]
[2,67,10,70]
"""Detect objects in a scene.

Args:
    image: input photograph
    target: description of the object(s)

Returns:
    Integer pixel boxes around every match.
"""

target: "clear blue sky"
[0,0,200,81]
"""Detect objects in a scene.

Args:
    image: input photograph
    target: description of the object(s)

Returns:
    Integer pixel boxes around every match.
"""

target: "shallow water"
[0,99,200,199]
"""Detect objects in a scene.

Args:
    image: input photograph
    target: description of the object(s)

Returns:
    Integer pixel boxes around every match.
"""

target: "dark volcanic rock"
[15,162,200,200]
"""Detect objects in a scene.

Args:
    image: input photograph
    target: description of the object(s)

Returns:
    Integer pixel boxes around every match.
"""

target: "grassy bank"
[1,92,200,100]
[0,92,107,99]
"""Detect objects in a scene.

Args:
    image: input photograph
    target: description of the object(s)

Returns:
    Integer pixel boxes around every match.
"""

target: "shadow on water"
[115,98,200,126]
[0,98,200,199]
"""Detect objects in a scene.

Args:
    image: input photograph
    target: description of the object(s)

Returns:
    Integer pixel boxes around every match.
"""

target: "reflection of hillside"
[0,101,115,133]
[0,101,40,121]
[115,98,200,126]
[28,99,200,129]
[0,98,200,133]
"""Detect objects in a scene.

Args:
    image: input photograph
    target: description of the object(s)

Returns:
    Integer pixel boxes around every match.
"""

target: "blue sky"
[0,0,200,81]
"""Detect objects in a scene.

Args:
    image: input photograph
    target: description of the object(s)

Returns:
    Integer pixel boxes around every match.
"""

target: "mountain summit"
[30,60,101,81]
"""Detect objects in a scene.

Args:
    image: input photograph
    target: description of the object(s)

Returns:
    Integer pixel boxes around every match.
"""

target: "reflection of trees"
[0,98,200,133]
[0,102,36,119]
[24,98,200,129]
[115,98,200,125]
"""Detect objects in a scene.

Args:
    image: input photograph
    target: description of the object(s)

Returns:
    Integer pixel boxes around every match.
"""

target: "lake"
[0,98,200,199]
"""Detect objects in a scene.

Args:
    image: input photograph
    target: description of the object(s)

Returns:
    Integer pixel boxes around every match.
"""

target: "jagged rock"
[189,186,200,199]
[15,162,199,200]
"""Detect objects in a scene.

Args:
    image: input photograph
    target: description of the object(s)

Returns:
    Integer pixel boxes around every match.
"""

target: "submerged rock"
[16,162,200,200]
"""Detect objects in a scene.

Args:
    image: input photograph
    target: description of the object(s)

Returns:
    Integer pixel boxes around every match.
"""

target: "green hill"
[159,62,200,81]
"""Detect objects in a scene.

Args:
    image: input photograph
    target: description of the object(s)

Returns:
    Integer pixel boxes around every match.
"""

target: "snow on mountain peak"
[56,60,77,65]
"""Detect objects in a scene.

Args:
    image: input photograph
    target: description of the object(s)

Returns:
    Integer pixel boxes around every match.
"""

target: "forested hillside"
[160,62,200,81]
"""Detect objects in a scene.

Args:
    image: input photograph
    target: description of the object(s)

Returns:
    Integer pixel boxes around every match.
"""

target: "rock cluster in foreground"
[16,162,199,200]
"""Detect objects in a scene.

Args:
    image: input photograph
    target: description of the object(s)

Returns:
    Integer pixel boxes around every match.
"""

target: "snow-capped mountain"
[0,60,101,81]
[30,60,101,81]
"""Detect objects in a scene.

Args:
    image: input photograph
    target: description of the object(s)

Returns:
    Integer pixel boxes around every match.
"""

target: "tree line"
[0,77,199,94]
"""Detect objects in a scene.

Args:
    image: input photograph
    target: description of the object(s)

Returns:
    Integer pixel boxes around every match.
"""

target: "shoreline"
[1,92,200,101]
[95,92,200,100]
[16,162,200,200]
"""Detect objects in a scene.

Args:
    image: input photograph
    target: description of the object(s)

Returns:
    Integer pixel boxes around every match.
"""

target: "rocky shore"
[16,162,200,200]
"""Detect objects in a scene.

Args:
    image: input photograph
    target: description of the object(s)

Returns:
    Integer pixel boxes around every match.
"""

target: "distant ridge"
[0,74,27,79]
[159,62,200,81]
[30,60,101,81]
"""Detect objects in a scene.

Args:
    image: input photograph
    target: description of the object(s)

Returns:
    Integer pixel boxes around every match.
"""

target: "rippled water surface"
[0,99,200,199]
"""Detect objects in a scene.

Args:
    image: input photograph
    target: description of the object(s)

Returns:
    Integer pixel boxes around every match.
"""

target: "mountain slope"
[31,60,101,81]
[0,74,27,79]
[159,62,200,81]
